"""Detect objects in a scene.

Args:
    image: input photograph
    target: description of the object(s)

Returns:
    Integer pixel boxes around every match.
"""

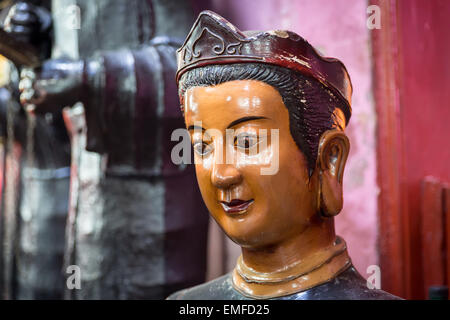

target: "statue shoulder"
[167,266,402,300]
[283,266,402,300]
[166,273,248,300]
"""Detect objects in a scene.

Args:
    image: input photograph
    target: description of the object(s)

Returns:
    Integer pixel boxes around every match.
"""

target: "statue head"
[176,11,353,297]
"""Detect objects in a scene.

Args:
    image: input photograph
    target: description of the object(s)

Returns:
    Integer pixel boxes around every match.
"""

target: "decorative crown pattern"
[176,10,353,123]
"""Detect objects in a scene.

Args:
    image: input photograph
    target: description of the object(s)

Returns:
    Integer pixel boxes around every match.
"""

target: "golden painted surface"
[184,79,352,298]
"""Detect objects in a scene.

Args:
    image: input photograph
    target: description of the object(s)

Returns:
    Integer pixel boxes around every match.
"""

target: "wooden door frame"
[370,0,410,298]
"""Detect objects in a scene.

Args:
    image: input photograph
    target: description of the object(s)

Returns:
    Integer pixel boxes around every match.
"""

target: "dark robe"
[168,265,401,300]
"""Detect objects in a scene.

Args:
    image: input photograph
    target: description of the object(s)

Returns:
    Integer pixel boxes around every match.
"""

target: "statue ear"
[316,129,350,217]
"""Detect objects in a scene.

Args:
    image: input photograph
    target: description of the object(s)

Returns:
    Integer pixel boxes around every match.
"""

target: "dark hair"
[178,63,348,175]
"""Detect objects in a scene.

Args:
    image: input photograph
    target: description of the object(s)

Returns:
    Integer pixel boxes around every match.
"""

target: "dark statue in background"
[2,0,210,299]
[0,0,70,299]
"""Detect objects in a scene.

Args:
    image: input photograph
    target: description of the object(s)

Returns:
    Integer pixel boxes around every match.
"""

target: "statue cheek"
[234,149,272,167]
[196,154,213,171]
[233,129,280,176]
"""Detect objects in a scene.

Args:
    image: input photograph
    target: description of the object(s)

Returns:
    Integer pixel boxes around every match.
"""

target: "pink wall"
[210,0,378,278]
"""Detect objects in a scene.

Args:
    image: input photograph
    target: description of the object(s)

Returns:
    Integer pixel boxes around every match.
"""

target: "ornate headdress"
[176,10,353,123]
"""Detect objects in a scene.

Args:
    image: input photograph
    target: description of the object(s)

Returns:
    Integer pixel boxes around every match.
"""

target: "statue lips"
[220,199,254,215]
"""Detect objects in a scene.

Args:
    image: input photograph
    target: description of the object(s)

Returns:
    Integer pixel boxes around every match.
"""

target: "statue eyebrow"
[187,124,205,131]
[187,116,268,131]
[226,116,268,129]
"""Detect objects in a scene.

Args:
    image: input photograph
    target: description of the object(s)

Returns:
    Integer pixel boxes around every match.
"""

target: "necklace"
[232,236,352,299]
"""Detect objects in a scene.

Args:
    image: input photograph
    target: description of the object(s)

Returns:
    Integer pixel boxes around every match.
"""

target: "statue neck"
[232,221,352,299]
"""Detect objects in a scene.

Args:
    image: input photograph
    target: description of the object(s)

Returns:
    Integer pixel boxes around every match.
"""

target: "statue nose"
[211,163,243,189]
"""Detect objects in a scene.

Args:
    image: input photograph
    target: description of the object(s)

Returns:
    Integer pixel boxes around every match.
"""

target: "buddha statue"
[168,11,400,300]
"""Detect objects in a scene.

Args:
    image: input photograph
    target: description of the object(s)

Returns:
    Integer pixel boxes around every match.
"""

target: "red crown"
[176,10,353,122]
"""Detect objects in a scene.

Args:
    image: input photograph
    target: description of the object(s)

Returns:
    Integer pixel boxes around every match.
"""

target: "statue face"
[184,80,318,248]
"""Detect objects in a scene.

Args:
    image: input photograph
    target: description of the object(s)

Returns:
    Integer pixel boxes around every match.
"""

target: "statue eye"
[193,141,212,156]
[234,133,258,152]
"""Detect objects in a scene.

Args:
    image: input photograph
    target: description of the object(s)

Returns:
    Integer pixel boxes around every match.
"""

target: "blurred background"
[0,0,449,300]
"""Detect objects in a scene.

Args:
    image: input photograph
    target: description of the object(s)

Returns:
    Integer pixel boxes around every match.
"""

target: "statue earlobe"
[316,130,350,217]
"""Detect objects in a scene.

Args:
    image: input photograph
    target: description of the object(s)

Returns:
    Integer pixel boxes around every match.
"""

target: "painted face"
[184,80,318,248]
